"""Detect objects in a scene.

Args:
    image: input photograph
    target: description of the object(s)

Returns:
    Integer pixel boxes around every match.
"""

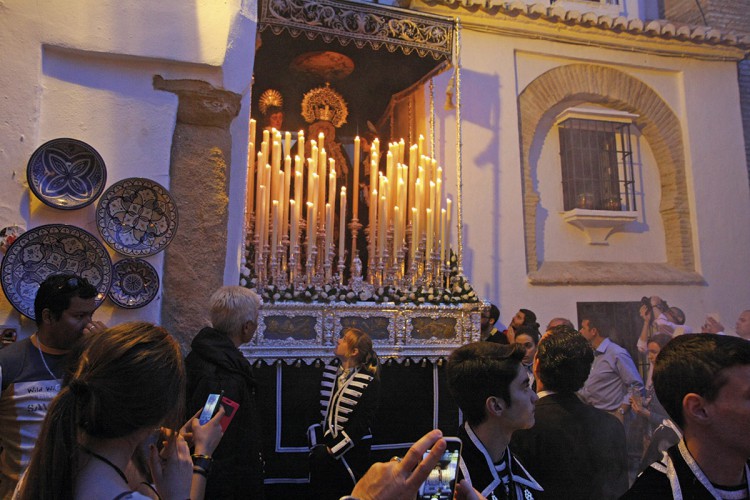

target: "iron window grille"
[558,117,636,212]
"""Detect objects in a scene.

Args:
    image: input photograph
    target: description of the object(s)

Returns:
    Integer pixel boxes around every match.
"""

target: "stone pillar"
[153,76,242,351]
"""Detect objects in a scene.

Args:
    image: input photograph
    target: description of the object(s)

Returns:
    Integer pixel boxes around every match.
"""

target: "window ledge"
[562,208,637,245]
[529,261,705,286]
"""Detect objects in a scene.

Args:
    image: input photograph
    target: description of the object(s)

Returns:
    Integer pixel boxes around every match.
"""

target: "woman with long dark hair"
[308,328,380,499]
[17,322,193,500]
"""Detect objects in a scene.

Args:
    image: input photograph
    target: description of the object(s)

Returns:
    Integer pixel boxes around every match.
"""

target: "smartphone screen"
[416,437,462,500]
[199,392,223,425]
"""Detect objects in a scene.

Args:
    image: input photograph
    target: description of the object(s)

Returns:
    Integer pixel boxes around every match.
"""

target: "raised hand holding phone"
[417,437,462,500]
[199,392,223,425]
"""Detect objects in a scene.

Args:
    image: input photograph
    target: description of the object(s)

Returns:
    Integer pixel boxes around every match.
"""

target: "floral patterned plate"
[27,138,107,210]
[96,178,178,257]
[109,258,159,309]
[0,224,112,319]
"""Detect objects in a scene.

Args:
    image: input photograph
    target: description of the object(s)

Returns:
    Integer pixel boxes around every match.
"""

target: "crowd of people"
[0,272,749,499]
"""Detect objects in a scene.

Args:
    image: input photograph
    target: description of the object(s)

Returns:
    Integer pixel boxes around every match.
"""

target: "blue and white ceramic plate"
[0,224,112,319]
[96,178,179,257]
[27,138,107,210]
[109,258,159,309]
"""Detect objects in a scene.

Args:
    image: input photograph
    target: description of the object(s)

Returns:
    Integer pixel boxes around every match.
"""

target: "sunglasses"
[54,276,90,291]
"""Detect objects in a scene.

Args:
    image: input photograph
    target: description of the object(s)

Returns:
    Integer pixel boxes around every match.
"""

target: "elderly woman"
[185,286,265,499]
[308,328,380,500]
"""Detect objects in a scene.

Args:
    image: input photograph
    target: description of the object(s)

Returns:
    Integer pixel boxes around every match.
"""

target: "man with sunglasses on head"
[0,274,103,498]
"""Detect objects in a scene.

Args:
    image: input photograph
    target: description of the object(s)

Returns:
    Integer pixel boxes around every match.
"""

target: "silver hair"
[209,286,261,337]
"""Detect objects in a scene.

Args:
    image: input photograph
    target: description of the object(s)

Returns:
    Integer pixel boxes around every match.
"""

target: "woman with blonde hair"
[17,322,193,500]
[308,328,380,499]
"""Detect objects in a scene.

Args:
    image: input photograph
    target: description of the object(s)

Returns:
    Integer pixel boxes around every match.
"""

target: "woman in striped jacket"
[308,328,380,500]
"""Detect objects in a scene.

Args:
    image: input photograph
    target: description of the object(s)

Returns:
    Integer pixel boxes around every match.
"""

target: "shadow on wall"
[460,69,501,301]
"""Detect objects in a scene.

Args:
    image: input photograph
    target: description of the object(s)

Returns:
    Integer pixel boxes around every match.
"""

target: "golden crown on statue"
[301,83,348,128]
[258,89,284,116]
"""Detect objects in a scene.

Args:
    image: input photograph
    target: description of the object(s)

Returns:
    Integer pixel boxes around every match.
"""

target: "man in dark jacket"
[185,286,265,499]
[511,325,629,499]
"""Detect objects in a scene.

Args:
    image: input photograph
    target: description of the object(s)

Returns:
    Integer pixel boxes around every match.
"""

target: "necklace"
[34,334,59,381]
[81,446,129,486]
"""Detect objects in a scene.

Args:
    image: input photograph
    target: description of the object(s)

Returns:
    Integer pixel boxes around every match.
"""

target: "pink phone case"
[219,396,239,432]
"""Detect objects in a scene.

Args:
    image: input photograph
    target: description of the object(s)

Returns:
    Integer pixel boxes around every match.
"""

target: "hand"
[630,395,643,415]
[181,406,225,456]
[455,479,488,500]
[350,429,447,500]
[639,304,652,321]
[703,316,724,334]
[83,321,107,336]
[506,326,516,344]
[149,432,192,500]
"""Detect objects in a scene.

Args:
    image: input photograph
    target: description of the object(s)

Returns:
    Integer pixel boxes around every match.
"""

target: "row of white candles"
[245,118,453,281]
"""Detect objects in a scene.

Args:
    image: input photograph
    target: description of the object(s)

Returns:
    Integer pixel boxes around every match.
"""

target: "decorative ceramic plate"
[0,224,112,319]
[96,178,178,257]
[109,258,159,309]
[27,138,107,210]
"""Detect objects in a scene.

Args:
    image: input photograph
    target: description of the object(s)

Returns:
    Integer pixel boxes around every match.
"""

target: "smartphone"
[416,436,462,500]
[199,392,224,425]
[218,396,239,432]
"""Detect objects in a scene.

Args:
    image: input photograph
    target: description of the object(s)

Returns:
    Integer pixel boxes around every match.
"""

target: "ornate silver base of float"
[240,301,483,362]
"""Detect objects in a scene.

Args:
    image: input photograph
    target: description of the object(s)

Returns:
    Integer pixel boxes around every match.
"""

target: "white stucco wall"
[0,0,256,337]
[430,29,750,332]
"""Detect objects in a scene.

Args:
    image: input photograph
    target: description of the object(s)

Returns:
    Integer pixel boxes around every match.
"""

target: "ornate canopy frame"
[251,0,473,362]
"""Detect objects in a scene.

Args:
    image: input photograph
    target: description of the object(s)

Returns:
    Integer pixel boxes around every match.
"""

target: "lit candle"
[306,202,315,262]
[256,186,268,246]
[297,130,305,159]
[418,134,424,160]
[318,131,325,151]
[294,166,303,233]
[318,149,327,227]
[249,119,256,145]
[284,131,292,159]
[262,129,270,158]
[352,136,360,220]
[369,188,378,260]
[278,169,286,242]
[435,169,442,241]
[289,199,297,250]
[410,207,418,262]
[247,141,256,220]
[282,156,292,239]
[429,181,436,225]
[378,194,387,261]
[339,187,347,264]
[325,203,332,262]
[386,152,394,221]
[398,176,406,248]
[328,161,336,210]
[271,200,279,258]
[414,178,423,246]
[254,151,265,234]
[311,173,320,229]
[393,205,400,260]
[446,197,452,261]
[440,208,447,267]
[426,207,433,261]
[272,141,281,200]
[398,139,405,165]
